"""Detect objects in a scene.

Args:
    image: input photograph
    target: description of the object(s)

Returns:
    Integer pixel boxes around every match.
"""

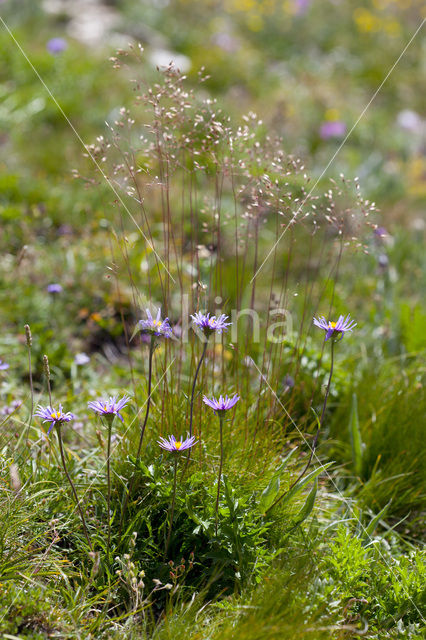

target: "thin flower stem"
[183,339,208,473]
[105,417,113,564]
[55,424,93,551]
[135,336,155,459]
[318,338,335,431]
[266,339,335,514]
[189,339,208,437]
[165,456,178,557]
[215,414,224,536]
[119,337,155,539]
[26,337,34,441]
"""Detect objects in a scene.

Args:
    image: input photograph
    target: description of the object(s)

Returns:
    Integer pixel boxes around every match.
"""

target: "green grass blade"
[348,393,363,477]
[280,462,333,509]
[291,478,318,529]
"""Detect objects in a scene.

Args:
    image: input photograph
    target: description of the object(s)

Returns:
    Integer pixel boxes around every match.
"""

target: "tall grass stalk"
[24,324,33,441]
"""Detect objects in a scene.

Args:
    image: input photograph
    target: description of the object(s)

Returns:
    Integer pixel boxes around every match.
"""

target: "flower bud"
[43,355,50,379]
[24,324,32,347]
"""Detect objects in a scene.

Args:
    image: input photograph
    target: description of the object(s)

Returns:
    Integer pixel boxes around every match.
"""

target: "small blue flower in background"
[191,312,231,336]
[35,404,75,434]
[47,283,63,294]
[313,314,356,341]
[88,395,131,422]
[202,393,240,414]
[138,308,172,338]
[158,434,197,452]
[0,359,9,370]
[47,38,68,55]
[74,352,90,366]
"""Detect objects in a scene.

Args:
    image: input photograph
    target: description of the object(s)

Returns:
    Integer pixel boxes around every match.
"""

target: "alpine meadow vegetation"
[0,1,425,638]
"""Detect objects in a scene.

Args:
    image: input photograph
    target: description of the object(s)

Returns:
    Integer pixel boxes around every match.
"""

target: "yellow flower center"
[329,321,337,329]
[175,441,182,449]
[51,411,60,419]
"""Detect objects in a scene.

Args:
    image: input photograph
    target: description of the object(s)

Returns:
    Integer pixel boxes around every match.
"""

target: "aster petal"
[325,327,334,341]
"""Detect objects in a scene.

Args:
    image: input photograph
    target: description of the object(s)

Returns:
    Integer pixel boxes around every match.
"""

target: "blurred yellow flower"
[354,8,381,33]
[214,343,233,361]
[384,19,401,35]
[407,156,426,197]
[325,108,341,121]
[230,0,256,11]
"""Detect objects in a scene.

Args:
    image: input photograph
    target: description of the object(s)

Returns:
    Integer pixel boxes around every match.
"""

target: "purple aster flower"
[313,314,357,341]
[138,308,172,338]
[74,352,90,366]
[47,283,63,294]
[158,434,197,452]
[35,404,75,434]
[0,359,9,370]
[47,37,68,55]
[191,311,231,336]
[87,395,131,422]
[319,120,347,140]
[202,393,240,414]
[1,400,22,416]
[374,226,388,239]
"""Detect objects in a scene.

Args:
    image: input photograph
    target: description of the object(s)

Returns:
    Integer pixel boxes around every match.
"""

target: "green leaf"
[291,478,318,528]
[258,449,298,513]
[279,462,333,509]
[362,500,392,544]
[348,393,363,477]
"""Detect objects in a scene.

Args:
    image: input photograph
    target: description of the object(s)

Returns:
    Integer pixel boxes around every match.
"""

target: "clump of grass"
[329,358,425,529]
